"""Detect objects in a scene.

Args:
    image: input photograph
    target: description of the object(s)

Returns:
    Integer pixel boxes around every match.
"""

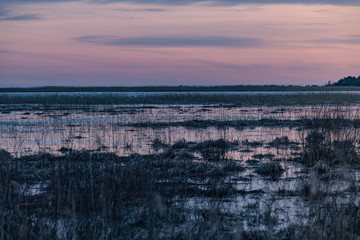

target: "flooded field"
[2,104,360,156]
[1,96,360,239]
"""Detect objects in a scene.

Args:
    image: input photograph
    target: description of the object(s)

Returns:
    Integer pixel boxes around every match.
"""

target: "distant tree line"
[329,76,360,86]
[0,85,321,92]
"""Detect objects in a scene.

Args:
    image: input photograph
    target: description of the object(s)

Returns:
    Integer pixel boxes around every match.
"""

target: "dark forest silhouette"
[329,76,360,86]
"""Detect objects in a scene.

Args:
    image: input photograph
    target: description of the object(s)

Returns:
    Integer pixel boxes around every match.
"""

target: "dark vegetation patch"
[2,91,360,106]
[151,138,169,151]
[1,135,360,239]
[73,135,84,139]
[281,203,360,240]
[0,140,246,239]
[246,159,261,165]
[191,139,239,161]
[330,75,360,86]
[0,149,13,160]
[242,139,263,147]
[58,146,72,153]
[276,189,301,197]
[311,161,330,175]
[268,136,299,148]
[240,148,253,153]
[126,118,360,130]
[298,131,359,167]
[252,153,275,160]
[255,162,284,178]
[157,138,239,162]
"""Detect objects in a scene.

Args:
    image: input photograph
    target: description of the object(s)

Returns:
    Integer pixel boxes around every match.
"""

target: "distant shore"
[2,85,360,93]
[2,91,360,106]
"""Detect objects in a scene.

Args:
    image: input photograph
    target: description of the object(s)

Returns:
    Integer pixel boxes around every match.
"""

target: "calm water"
[1,103,359,158]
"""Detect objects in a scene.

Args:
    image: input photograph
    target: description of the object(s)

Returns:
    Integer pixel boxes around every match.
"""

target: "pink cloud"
[0,2,359,86]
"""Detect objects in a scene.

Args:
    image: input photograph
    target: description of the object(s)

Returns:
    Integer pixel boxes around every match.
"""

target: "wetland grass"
[255,162,284,178]
[1,136,359,239]
[2,92,360,106]
[299,131,359,167]
[0,139,246,239]
[1,94,360,239]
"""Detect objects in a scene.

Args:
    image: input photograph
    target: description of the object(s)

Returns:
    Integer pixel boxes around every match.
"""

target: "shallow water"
[0,104,305,156]
[1,103,360,234]
[1,104,360,156]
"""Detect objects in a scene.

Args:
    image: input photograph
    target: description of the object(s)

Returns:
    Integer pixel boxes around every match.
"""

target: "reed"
[1,96,360,239]
[2,92,360,105]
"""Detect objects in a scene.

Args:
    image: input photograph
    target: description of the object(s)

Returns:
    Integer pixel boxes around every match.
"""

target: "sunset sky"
[0,0,359,86]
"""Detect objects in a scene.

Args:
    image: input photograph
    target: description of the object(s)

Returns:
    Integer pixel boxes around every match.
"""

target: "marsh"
[1,90,360,239]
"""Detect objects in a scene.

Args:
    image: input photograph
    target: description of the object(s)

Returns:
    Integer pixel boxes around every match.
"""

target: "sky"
[0,0,359,86]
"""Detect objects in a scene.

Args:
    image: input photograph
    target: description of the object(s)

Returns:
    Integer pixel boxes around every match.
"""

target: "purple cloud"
[2,0,360,5]
[1,14,41,21]
[75,35,264,48]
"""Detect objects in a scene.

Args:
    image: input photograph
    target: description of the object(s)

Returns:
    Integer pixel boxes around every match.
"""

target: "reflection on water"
[0,104,306,156]
[1,104,360,158]
[1,103,360,234]
[2,103,359,186]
